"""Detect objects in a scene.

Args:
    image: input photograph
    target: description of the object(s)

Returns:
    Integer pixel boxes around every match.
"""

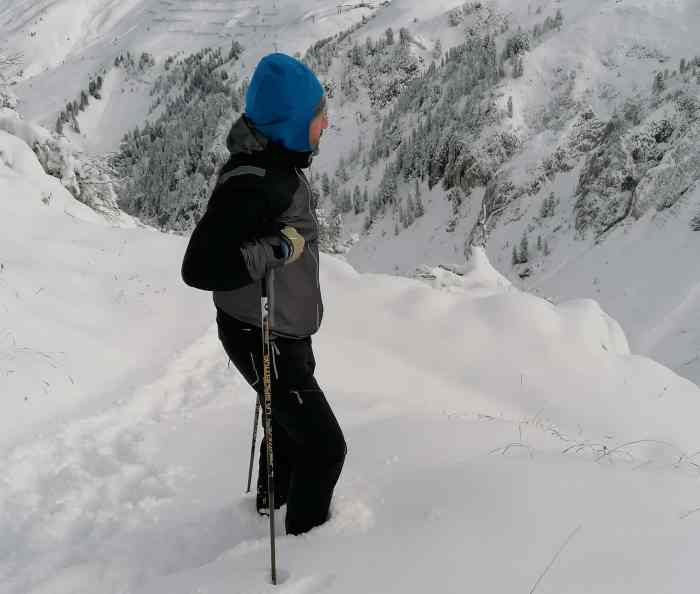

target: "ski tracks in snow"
[638,281,700,356]
[0,322,240,593]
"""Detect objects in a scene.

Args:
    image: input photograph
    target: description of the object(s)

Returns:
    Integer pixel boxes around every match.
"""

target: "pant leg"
[216,309,292,501]
[267,339,347,535]
[217,307,346,534]
[281,377,346,535]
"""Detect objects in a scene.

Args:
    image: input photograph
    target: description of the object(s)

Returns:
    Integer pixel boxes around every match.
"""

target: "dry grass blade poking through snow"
[529,525,583,594]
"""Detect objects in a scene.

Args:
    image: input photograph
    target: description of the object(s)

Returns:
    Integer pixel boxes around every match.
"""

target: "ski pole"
[246,395,261,493]
[261,273,277,585]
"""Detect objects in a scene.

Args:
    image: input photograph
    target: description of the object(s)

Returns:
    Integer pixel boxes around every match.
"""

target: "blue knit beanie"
[245,53,324,153]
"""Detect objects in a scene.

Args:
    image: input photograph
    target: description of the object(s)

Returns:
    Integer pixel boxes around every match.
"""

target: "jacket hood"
[226,115,314,169]
[226,114,268,155]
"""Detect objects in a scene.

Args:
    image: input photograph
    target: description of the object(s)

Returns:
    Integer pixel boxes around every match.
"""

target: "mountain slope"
[5,0,699,389]
[2,150,700,589]
[4,0,398,148]
[0,114,211,449]
[294,0,700,387]
[4,33,700,586]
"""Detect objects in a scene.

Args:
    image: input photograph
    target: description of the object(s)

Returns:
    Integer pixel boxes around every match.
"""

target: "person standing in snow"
[181,53,346,536]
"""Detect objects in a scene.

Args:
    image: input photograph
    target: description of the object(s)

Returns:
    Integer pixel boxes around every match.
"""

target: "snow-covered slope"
[291,0,700,388]
[3,1,700,591]
[3,94,700,590]
[0,118,211,449]
[2,195,700,592]
[5,0,699,380]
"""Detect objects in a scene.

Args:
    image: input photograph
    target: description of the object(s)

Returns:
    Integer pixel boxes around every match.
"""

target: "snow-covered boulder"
[0,128,102,223]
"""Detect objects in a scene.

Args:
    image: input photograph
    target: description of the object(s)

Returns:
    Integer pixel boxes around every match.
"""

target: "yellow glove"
[280,226,305,264]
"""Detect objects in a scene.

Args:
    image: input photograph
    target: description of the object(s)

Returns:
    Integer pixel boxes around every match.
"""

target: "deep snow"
[3,125,700,592]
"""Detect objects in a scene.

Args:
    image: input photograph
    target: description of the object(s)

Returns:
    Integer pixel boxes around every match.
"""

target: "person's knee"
[305,426,345,470]
[326,429,347,469]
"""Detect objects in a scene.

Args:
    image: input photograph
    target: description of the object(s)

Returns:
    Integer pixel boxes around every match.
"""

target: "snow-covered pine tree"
[336,157,349,183]
[540,192,556,218]
[322,172,330,197]
[554,9,564,30]
[503,29,531,61]
[316,208,343,252]
[653,71,665,94]
[691,211,700,231]
[342,189,353,213]
[351,42,365,67]
[229,40,243,61]
[513,56,524,78]
[376,164,398,211]
[415,190,425,218]
[353,185,363,214]
[385,28,394,45]
[519,233,529,263]
[406,193,416,226]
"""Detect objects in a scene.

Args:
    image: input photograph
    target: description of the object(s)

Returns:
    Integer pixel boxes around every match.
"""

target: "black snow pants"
[216,306,347,535]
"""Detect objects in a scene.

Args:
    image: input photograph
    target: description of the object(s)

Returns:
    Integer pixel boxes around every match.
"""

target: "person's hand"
[280,226,305,264]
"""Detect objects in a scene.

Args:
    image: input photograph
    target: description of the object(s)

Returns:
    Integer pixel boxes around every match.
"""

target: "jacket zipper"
[296,168,321,291]
[296,168,320,237]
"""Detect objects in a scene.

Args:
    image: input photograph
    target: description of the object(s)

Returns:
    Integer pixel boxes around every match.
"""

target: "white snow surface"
[3,0,700,591]
[3,127,700,592]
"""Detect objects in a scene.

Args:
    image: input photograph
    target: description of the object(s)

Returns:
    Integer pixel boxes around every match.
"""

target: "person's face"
[309,107,329,150]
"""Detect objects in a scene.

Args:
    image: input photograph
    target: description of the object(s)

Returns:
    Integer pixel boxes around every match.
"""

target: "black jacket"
[181,116,323,338]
